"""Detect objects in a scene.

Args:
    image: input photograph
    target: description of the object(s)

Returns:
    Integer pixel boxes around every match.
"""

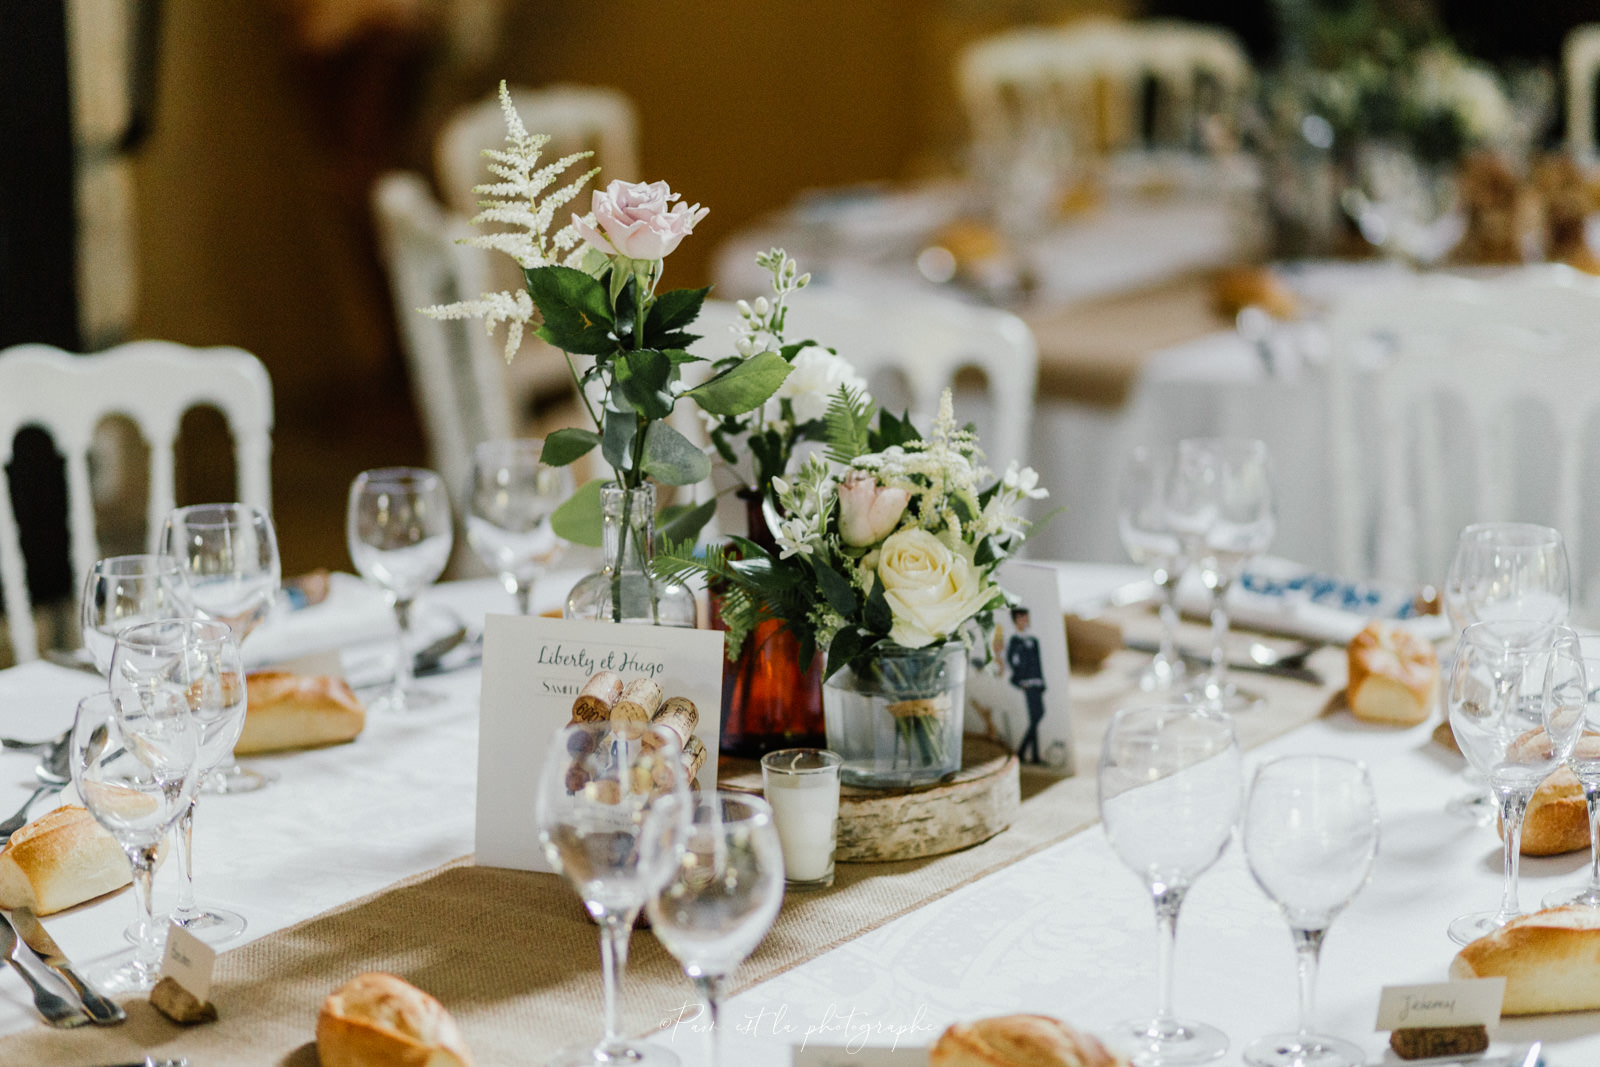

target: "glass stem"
[1585,783,1600,893]
[1151,883,1187,1038]
[128,843,161,972]
[174,797,198,919]
[1156,570,1182,673]
[692,974,726,1067]
[514,578,533,616]
[1497,787,1531,922]
[1291,926,1327,1038]
[1206,578,1232,699]
[392,595,415,699]
[597,911,635,1055]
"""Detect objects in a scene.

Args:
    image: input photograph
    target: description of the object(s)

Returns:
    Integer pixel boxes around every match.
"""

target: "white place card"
[1375,978,1506,1031]
[965,560,1075,777]
[475,614,725,872]
[793,1048,927,1066]
[161,920,217,1003]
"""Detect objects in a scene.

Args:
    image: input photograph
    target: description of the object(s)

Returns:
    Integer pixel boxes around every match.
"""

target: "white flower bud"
[735,338,757,358]
[796,273,812,288]
[737,300,753,318]
[754,297,770,317]
[784,258,797,278]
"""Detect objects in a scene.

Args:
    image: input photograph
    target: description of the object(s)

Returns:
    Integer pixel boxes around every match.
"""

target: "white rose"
[764,345,867,425]
[876,528,994,648]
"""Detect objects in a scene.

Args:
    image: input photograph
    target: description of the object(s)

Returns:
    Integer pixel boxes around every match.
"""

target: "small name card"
[161,920,217,1003]
[1375,978,1506,1030]
[793,1048,927,1066]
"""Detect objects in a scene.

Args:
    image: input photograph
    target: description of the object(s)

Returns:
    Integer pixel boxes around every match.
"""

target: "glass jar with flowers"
[658,389,1046,787]
[422,83,791,625]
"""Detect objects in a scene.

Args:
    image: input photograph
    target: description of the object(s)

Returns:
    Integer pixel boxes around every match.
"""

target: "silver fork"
[0,913,88,1027]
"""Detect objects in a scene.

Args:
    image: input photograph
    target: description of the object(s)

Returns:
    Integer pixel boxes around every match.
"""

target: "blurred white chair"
[781,289,1038,474]
[1325,266,1600,600]
[1564,25,1600,166]
[435,83,639,220]
[0,341,273,662]
[371,170,516,516]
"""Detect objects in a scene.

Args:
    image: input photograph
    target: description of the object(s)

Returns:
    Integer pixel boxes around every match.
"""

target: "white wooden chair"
[434,83,639,220]
[0,341,273,662]
[1565,25,1600,166]
[1324,266,1600,603]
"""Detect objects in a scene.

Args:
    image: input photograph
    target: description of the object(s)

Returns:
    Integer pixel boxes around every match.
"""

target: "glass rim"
[112,616,234,648]
[1458,618,1571,653]
[1250,753,1371,779]
[352,466,444,489]
[761,748,843,775]
[167,502,271,527]
[89,553,184,576]
[1457,521,1564,549]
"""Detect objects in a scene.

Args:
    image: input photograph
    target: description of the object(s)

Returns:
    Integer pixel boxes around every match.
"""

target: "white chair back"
[371,170,515,514]
[435,83,639,220]
[0,341,273,662]
[1325,266,1600,601]
[1565,25,1600,165]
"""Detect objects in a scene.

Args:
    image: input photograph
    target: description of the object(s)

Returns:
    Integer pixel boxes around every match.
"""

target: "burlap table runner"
[0,610,1345,1064]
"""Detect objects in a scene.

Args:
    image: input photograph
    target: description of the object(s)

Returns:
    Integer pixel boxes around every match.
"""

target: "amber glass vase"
[715,490,826,758]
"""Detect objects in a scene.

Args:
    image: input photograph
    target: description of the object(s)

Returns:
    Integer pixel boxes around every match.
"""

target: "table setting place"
[9,90,1600,1067]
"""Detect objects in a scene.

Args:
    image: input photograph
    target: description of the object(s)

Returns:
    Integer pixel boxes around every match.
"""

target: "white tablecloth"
[1,568,1598,1064]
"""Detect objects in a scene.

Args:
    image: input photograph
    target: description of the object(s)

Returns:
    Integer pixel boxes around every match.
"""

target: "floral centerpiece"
[658,389,1045,785]
[423,83,792,624]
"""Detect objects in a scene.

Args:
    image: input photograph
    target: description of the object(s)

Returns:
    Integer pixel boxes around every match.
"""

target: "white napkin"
[244,572,396,669]
[0,661,103,739]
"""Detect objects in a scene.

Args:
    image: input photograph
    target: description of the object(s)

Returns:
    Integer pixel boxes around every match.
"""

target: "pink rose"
[837,471,910,547]
[571,179,709,261]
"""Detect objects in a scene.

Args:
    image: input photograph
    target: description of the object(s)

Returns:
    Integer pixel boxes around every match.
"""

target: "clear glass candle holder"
[760,748,843,889]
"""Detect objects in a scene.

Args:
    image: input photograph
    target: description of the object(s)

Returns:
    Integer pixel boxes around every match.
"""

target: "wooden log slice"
[719,735,1019,863]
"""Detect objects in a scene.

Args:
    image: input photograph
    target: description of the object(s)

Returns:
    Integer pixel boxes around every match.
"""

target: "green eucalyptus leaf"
[602,412,637,471]
[614,348,675,420]
[686,350,791,416]
[550,477,605,547]
[524,265,616,356]
[639,421,711,485]
[541,427,601,467]
[656,497,718,548]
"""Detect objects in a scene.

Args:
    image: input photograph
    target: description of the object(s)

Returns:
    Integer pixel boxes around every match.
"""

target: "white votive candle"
[760,748,843,889]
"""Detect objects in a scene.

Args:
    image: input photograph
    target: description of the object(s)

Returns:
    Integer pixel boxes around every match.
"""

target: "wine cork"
[629,762,655,796]
[564,763,590,794]
[642,696,698,751]
[1389,1026,1488,1060]
[611,678,663,741]
[572,671,623,724]
[585,779,621,805]
[681,734,707,784]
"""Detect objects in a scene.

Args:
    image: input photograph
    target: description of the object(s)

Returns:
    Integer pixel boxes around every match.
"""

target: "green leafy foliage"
[640,421,712,485]
[686,350,791,416]
[614,348,675,420]
[822,387,875,464]
[655,498,718,549]
[524,266,615,356]
[645,286,711,350]
[541,427,600,467]
[550,477,605,546]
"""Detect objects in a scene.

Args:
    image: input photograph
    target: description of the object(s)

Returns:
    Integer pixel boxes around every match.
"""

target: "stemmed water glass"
[1242,756,1380,1067]
[79,554,192,673]
[643,792,785,1067]
[163,502,282,793]
[1446,621,1584,945]
[347,467,454,712]
[467,439,573,615]
[537,721,691,1067]
[1544,643,1600,909]
[111,618,250,946]
[72,688,199,993]
[1118,445,1187,691]
[1167,438,1276,712]
[1099,703,1242,1065]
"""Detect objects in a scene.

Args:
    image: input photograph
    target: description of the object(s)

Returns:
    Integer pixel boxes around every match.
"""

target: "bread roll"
[1347,621,1440,726]
[1213,266,1298,320]
[317,972,474,1067]
[1507,766,1589,856]
[0,805,131,915]
[236,671,366,755]
[1450,906,1600,1015]
[931,1015,1127,1067]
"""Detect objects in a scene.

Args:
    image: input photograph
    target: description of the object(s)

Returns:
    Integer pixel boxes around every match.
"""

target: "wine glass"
[1447,621,1584,945]
[111,617,249,946]
[643,792,785,1067]
[72,688,199,993]
[347,467,454,712]
[537,721,691,1067]
[79,554,192,673]
[1167,438,1276,713]
[163,502,282,793]
[1241,756,1380,1067]
[1544,642,1600,909]
[1118,445,1187,691]
[466,439,573,614]
[1099,703,1242,1065]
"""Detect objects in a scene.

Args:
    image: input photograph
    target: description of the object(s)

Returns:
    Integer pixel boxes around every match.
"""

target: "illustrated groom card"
[475,615,725,872]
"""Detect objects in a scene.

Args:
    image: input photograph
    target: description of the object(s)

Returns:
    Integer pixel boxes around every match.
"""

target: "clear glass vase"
[564,484,696,627]
[822,640,966,788]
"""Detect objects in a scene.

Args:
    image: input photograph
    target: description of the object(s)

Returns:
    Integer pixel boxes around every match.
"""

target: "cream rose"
[877,528,994,647]
[837,470,910,547]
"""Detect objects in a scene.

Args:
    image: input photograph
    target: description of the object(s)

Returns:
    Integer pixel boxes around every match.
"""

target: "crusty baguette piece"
[236,671,366,755]
[930,1015,1127,1067]
[1347,621,1439,726]
[1506,766,1589,856]
[1451,905,1600,1015]
[317,972,474,1067]
[0,805,131,915]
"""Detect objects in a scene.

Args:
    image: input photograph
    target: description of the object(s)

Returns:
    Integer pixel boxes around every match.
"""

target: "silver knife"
[0,911,88,1027]
[1122,638,1325,685]
[10,907,126,1024]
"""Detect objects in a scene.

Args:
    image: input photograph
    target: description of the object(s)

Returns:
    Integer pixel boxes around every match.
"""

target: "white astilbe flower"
[852,390,990,541]
[420,81,601,359]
